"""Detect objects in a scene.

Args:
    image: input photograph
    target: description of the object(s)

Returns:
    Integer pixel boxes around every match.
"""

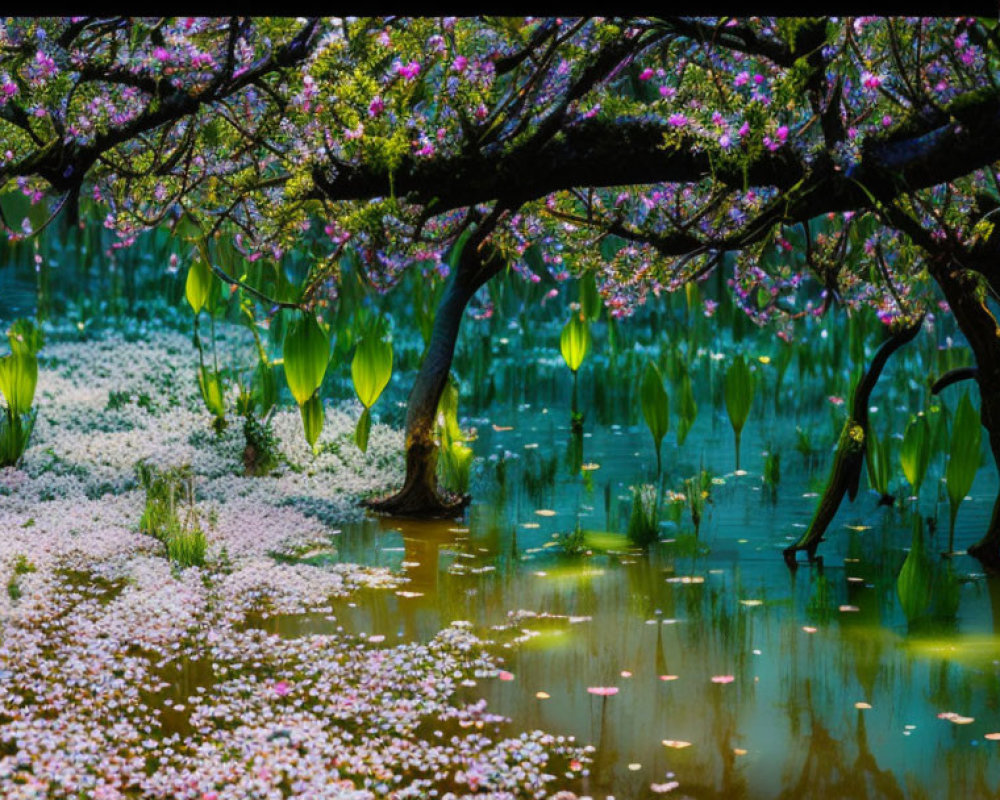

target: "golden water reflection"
[201,511,1000,799]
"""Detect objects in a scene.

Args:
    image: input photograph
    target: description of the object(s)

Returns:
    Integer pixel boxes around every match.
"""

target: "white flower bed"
[0,325,587,799]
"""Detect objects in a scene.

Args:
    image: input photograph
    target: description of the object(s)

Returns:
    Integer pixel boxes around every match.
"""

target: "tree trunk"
[364,243,503,518]
[784,315,923,567]
[928,261,1000,570]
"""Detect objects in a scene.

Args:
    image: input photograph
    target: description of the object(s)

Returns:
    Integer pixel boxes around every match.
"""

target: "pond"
[2,268,998,798]
[169,388,1000,800]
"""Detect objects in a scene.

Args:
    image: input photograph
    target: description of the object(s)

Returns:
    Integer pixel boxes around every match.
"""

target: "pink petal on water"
[587,686,619,696]
[711,675,735,684]
[498,670,515,681]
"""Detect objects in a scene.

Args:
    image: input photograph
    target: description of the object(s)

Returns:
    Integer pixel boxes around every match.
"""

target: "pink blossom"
[368,96,384,117]
[452,55,468,72]
[733,71,749,87]
[738,121,750,137]
[396,60,421,81]
[639,67,654,80]
[861,72,882,89]
[273,680,290,696]
[668,113,688,128]
[776,125,788,143]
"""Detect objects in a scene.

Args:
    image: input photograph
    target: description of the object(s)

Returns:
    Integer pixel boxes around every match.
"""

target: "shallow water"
[230,397,1000,800]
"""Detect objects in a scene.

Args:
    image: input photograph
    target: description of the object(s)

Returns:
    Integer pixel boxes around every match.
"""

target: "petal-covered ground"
[0,324,588,799]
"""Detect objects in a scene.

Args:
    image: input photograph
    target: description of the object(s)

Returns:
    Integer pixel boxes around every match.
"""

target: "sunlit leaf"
[560,313,590,373]
[352,335,393,409]
[300,392,324,453]
[284,313,330,407]
[0,352,37,417]
[185,258,213,314]
[900,413,931,496]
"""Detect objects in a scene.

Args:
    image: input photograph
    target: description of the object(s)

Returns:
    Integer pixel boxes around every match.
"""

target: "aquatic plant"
[724,354,755,472]
[560,311,591,433]
[640,361,669,477]
[899,412,931,500]
[0,318,42,467]
[762,446,781,499]
[945,391,981,555]
[675,365,698,447]
[136,462,206,568]
[684,469,713,537]
[627,483,659,547]
[865,428,894,506]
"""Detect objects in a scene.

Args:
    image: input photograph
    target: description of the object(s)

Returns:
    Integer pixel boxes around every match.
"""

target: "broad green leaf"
[185,259,213,315]
[946,391,981,542]
[354,407,372,453]
[352,335,393,409]
[580,273,601,321]
[284,313,330,407]
[197,365,225,418]
[724,355,755,471]
[300,393,324,453]
[865,429,892,496]
[0,353,37,417]
[560,314,590,373]
[900,414,931,496]
[724,355,755,435]
[640,362,669,470]
[676,371,697,446]
[897,516,932,622]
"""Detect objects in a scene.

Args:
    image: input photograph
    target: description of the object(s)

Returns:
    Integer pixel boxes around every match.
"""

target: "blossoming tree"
[4,16,1000,562]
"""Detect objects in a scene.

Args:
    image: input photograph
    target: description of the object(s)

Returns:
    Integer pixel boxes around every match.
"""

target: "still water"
[240,407,1000,800]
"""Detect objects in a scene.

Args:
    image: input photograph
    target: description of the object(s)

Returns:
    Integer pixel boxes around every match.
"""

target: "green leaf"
[0,353,37,417]
[559,314,590,373]
[354,407,372,453]
[676,371,697,446]
[640,362,669,464]
[351,335,393,409]
[725,355,755,434]
[185,259,213,315]
[197,365,225,419]
[724,355,755,471]
[300,393,324,453]
[580,273,601,321]
[946,391,981,537]
[283,313,330,407]
[899,413,931,496]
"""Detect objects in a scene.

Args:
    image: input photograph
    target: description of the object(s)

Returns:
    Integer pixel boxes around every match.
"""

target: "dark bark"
[364,236,504,518]
[927,261,1000,570]
[784,315,923,568]
[312,88,1000,227]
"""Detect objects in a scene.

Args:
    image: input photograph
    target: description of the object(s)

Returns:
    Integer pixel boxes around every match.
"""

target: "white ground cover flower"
[0,323,587,799]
